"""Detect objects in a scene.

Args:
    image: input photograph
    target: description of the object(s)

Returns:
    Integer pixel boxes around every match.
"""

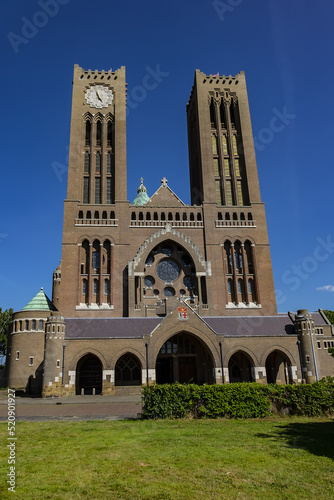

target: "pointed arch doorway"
[155,332,214,384]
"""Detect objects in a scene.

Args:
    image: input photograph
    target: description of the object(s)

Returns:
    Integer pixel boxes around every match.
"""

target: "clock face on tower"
[85,85,113,109]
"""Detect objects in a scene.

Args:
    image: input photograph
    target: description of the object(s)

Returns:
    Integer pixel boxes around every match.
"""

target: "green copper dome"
[22,287,57,312]
[131,178,150,206]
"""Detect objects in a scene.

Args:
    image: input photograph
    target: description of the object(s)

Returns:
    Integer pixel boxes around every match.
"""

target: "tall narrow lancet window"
[224,241,233,274]
[96,152,101,174]
[83,178,89,204]
[85,120,91,146]
[234,241,243,274]
[96,120,102,146]
[210,98,216,128]
[107,121,112,147]
[106,178,112,204]
[230,101,236,128]
[220,101,226,128]
[107,152,112,174]
[84,152,90,174]
[95,177,101,204]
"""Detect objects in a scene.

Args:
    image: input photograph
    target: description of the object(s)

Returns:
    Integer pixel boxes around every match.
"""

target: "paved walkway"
[0,394,142,421]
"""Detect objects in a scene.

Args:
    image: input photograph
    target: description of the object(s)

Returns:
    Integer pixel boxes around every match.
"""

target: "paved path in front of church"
[0,394,142,421]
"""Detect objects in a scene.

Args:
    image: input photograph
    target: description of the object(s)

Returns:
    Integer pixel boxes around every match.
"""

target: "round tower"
[42,311,72,397]
[295,309,319,383]
[6,288,57,395]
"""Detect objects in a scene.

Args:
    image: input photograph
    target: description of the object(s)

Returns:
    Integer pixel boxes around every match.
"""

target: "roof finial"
[161,177,168,187]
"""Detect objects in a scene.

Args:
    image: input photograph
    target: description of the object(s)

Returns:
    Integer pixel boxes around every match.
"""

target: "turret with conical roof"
[7,286,57,394]
[22,287,57,312]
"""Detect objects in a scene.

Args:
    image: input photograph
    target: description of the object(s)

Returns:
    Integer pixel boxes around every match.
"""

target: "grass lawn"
[1,417,334,499]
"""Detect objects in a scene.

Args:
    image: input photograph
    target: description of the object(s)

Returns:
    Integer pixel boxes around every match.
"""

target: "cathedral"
[6,65,334,396]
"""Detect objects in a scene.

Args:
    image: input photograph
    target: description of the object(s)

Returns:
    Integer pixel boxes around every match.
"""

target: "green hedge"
[141,378,334,419]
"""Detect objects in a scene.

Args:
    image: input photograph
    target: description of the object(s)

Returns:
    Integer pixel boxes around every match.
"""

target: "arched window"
[83,280,87,295]
[92,241,100,271]
[93,280,98,295]
[81,240,90,274]
[161,212,166,221]
[103,240,111,274]
[146,212,151,221]
[234,241,243,273]
[224,241,233,274]
[139,212,144,221]
[131,212,136,221]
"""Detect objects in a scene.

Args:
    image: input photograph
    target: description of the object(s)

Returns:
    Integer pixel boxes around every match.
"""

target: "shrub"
[141,379,334,419]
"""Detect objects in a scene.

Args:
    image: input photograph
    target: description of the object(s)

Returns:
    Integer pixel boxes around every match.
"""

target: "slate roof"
[64,312,328,340]
[65,317,162,339]
[204,315,295,337]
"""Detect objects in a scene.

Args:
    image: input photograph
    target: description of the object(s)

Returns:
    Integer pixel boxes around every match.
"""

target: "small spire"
[161,177,168,187]
[137,177,147,193]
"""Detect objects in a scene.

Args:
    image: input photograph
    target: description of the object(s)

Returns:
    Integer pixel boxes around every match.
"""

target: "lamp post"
[145,342,149,386]
[62,343,66,386]
[219,341,225,384]
[299,314,319,382]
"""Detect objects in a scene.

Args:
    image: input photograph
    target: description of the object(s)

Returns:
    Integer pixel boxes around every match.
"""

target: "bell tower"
[57,65,129,317]
[187,70,277,315]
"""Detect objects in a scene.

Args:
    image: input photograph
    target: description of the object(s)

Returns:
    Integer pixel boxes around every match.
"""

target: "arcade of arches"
[74,345,293,394]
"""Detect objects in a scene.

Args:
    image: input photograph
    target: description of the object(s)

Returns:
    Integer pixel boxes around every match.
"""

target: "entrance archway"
[228,351,254,383]
[155,332,214,384]
[76,354,102,395]
[265,350,292,384]
[115,353,142,386]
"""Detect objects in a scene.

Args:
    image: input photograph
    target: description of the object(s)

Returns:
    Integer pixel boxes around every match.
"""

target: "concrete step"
[114,385,142,396]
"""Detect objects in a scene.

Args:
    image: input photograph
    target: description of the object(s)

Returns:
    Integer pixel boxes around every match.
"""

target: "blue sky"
[1,0,334,314]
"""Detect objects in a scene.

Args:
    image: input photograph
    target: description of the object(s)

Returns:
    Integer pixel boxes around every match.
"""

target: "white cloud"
[316,285,334,292]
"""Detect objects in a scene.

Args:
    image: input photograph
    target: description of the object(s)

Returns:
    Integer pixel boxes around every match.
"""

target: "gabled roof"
[22,287,57,312]
[148,177,185,207]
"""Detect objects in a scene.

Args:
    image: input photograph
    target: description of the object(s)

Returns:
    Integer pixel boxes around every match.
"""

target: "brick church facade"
[6,65,334,396]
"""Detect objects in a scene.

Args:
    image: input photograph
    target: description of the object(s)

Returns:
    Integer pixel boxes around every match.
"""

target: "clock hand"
[96,90,102,101]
